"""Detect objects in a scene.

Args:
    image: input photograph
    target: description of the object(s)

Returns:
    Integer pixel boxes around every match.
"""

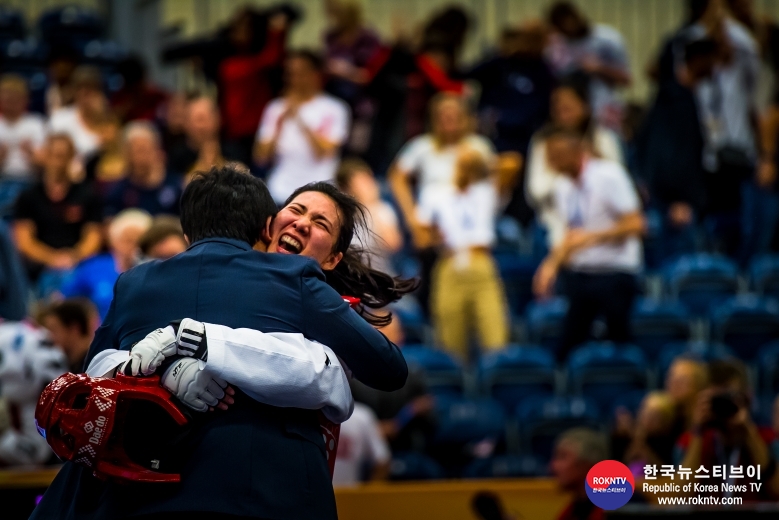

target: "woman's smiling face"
[268,191,344,270]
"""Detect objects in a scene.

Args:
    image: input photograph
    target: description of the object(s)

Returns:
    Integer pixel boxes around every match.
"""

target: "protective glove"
[160,357,227,413]
[175,318,208,361]
[117,327,177,377]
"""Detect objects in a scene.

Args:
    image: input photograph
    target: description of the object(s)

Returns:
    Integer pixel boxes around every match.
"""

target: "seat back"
[526,298,569,352]
[630,298,691,361]
[517,396,601,462]
[402,344,464,396]
[389,452,446,481]
[664,254,739,316]
[462,454,546,479]
[750,255,779,301]
[479,345,556,412]
[711,296,779,361]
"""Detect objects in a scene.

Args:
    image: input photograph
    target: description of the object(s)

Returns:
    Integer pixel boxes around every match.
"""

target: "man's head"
[708,358,749,394]
[548,1,590,39]
[185,96,220,147]
[70,66,106,117]
[108,209,153,264]
[43,133,76,179]
[551,428,608,494]
[124,121,164,180]
[42,298,97,366]
[0,74,29,120]
[285,50,324,96]
[665,356,709,407]
[139,216,188,260]
[544,126,586,178]
[180,164,275,247]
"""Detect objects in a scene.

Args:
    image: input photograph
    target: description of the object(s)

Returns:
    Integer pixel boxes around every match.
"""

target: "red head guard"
[35,372,188,483]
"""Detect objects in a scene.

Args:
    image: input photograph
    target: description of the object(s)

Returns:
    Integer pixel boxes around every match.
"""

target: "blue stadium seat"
[402,345,463,396]
[0,7,25,44]
[630,298,691,361]
[757,341,779,397]
[710,296,779,361]
[750,255,779,301]
[664,254,739,316]
[526,298,569,352]
[388,452,446,481]
[478,345,556,412]
[494,252,537,317]
[392,297,427,344]
[433,397,507,446]
[567,342,648,414]
[656,341,734,381]
[38,6,104,43]
[462,454,546,479]
[517,396,601,462]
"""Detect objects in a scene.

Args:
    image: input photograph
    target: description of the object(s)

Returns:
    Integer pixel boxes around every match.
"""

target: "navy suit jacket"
[33,238,407,520]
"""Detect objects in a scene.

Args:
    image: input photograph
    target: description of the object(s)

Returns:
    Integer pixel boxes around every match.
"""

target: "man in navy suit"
[32,166,408,520]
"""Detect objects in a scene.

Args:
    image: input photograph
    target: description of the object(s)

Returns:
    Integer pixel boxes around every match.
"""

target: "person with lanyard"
[532,127,645,363]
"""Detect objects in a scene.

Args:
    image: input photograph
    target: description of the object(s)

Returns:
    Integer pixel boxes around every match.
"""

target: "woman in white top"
[48,66,107,162]
[255,50,350,204]
[389,93,496,248]
[526,78,624,247]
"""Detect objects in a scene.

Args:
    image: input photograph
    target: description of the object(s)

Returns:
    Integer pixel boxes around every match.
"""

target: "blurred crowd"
[4,0,779,515]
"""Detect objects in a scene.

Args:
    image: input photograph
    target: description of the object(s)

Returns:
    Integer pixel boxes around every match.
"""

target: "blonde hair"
[0,74,28,96]
[109,209,153,242]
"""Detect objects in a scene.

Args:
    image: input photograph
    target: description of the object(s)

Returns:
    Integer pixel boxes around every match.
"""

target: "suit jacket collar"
[188,237,254,252]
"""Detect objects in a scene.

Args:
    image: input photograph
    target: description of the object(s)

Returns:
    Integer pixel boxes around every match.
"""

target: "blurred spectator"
[110,56,169,124]
[676,359,772,500]
[418,147,510,360]
[45,46,78,115]
[532,128,645,362]
[84,113,127,191]
[527,78,624,247]
[551,428,608,520]
[105,122,182,217]
[218,10,289,165]
[0,221,28,321]
[0,321,68,466]
[469,22,555,156]
[665,357,710,431]
[613,392,677,475]
[324,0,381,155]
[13,134,103,282]
[333,402,391,486]
[336,158,402,274]
[167,96,226,177]
[636,38,718,261]
[60,209,152,320]
[471,491,516,520]
[351,371,436,453]
[389,94,493,313]
[255,50,350,204]
[159,92,190,153]
[48,66,108,162]
[545,1,631,131]
[0,75,46,210]
[40,298,97,373]
[138,215,187,260]
[162,6,299,166]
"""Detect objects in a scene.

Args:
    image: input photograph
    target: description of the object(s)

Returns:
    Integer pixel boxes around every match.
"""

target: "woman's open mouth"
[277,234,302,254]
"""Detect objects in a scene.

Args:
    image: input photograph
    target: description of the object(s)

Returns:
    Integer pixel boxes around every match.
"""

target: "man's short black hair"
[180,164,275,246]
[45,298,94,336]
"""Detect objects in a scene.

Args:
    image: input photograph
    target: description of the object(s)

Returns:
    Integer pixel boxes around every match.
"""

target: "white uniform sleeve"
[86,349,130,377]
[204,324,354,423]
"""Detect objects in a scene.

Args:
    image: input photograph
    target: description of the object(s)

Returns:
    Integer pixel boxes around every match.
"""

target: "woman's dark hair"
[288,49,325,73]
[547,72,596,142]
[284,182,419,327]
[181,164,276,246]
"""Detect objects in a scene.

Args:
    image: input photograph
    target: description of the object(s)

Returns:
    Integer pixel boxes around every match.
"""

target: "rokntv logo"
[585,460,634,510]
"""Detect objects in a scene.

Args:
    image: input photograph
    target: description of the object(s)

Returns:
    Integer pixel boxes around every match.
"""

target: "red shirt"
[218,29,285,139]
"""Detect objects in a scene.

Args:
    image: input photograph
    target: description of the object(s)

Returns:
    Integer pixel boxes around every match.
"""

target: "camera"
[709,391,745,426]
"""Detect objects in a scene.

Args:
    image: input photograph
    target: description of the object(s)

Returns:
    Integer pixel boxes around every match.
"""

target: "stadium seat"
[663,254,739,316]
[567,342,648,414]
[630,298,691,361]
[392,297,428,344]
[494,252,537,318]
[478,345,556,412]
[757,341,779,397]
[517,396,601,462]
[462,454,546,479]
[38,6,104,44]
[656,341,734,381]
[388,452,446,481]
[750,255,779,301]
[526,298,569,352]
[607,389,647,421]
[710,296,779,361]
[402,344,463,396]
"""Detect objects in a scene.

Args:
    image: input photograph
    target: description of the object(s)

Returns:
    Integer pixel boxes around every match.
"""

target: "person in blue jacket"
[33,166,409,520]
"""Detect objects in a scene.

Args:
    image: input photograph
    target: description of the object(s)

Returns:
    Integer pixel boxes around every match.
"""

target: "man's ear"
[183,234,191,246]
[261,216,273,245]
[321,251,344,271]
